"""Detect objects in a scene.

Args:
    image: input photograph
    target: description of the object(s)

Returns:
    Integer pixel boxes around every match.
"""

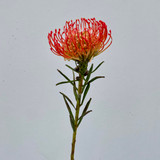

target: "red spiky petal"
[48,18,112,61]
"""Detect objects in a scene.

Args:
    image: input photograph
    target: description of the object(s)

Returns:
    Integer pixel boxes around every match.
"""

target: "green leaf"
[60,92,75,109]
[56,81,69,86]
[78,98,92,127]
[88,76,105,84]
[85,64,93,83]
[81,83,90,106]
[56,80,77,86]
[57,69,73,85]
[79,110,92,120]
[69,115,75,132]
[62,95,75,131]
[78,110,92,127]
[92,61,104,73]
[82,98,92,114]
[72,71,78,100]
[65,64,78,73]
[83,64,93,91]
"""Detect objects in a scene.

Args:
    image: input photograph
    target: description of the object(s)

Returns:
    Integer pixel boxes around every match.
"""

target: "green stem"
[70,74,83,160]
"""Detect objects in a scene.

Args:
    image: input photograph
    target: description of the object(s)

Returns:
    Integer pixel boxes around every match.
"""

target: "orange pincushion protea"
[48,18,112,61]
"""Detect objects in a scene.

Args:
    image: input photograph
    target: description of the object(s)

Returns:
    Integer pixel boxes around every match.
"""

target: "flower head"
[48,18,112,62]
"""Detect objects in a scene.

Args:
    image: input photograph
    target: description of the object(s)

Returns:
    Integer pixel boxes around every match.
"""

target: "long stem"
[70,74,83,160]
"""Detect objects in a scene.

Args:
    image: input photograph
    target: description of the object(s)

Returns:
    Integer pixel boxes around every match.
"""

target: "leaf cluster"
[56,61,105,131]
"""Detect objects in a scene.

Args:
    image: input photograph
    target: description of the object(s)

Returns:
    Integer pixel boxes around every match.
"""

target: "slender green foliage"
[65,64,79,73]
[56,61,106,160]
[88,76,105,84]
[92,61,104,73]
[78,98,92,126]
[81,83,90,106]
[57,69,73,85]
[83,64,93,90]
[60,92,75,109]
[62,95,75,131]
[72,71,78,100]
[57,62,105,130]
[56,80,77,86]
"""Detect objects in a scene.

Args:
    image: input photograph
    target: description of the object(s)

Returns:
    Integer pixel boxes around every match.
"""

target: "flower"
[48,18,112,61]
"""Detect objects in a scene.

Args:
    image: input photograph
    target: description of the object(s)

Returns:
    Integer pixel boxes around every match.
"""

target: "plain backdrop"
[0,0,160,160]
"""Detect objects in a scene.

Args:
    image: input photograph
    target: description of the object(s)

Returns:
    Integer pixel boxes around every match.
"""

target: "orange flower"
[48,18,112,61]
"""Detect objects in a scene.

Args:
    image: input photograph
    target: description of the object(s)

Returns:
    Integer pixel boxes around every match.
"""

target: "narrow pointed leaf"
[82,76,86,81]
[62,95,75,131]
[56,81,70,86]
[83,64,93,91]
[88,76,105,84]
[69,115,75,131]
[56,80,77,86]
[60,92,75,109]
[77,118,82,127]
[92,61,104,73]
[85,64,93,83]
[63,95,74,118]
[57,69,73,85]
[83,110,92,116]
[78,110,92,127]
[72,71,78,100]
[82,98,92,115]
[78,98,92,127]
[65,64,78,73]
[78,110,92,120]
[81,83,90,106]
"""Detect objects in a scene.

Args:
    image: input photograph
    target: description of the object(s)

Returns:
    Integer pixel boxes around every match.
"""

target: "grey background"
[0,0,160,160]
